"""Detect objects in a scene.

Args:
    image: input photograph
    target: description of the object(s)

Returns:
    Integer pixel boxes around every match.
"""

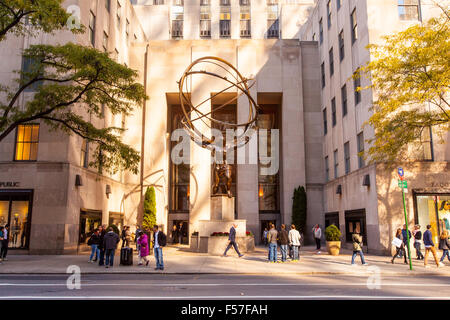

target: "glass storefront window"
[415,194,450,245]
[0,192,32,249]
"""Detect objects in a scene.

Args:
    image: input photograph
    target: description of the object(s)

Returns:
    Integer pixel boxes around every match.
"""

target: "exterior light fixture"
[258,185,264,197]
[106,185,111,198]
[336,184,342,195]
[75,174,83,187]
[362,174,370,187]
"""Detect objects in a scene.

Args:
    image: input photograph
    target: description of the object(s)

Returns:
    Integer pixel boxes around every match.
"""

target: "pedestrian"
[137,231,150,266]
[223,223,244,258]
[412,224,424,260]
[267,223,278,263]
[288,224,301,261]
[391,228,407,264]
[262,228,268,247]
[1,224,9,261]
[0,226,4,264]
[423,224,444,268]
[125,226,132,247]
[312,224,322,253]
[401,224,412,261]
[351,227,368,266]
[88,228,101,263]
[121,226,127,248]
[438,230,450,264]
[98,225,106,266]
[279,224,289,262]
[153,225,166,270]
[178,222,184,245]
[103,227,120,268]
[172,225,178,244]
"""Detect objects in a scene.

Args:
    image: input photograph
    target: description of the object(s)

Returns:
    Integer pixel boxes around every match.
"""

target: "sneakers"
[424,265,429,268]
[351,263,357,267]
[146,260,149,266]
[238,254,244,258]
[438,262,445,267]
[363,263,369,266]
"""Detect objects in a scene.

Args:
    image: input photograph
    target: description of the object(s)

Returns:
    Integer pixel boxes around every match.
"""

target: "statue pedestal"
[190,195,255,255]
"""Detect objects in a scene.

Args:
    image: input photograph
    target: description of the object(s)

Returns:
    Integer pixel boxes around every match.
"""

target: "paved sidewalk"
[0,245,449,276]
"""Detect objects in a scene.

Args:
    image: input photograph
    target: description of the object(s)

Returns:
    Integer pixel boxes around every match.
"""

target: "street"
[0,273,449,300]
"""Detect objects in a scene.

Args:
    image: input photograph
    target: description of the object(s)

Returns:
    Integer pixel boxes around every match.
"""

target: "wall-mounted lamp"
[258,185,264,198]
[106,184,111,199]
[75,174,82,187]
[362,174,370,187]
[336,184,342,195]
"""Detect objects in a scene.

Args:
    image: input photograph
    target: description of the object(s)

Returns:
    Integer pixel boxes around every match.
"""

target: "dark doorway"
[260,219,276,243]
[325,212,339,229]
[171,220,188,244]
[79,209,102,245]
[345,209,367,248]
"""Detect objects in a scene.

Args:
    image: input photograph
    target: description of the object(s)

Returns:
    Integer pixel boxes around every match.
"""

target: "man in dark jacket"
[279,224,289,262]
[153,225,166,270]
[223,223,244,258]
[423,224,442,268]
[177,222,184,245]
[88,228,101,262]
[103,227,120,268]
[98,225,107,266]
[1,224,9,261]
[401,224,412,261]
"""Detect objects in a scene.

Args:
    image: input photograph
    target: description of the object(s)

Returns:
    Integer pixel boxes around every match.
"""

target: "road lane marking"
[1,283,450,287]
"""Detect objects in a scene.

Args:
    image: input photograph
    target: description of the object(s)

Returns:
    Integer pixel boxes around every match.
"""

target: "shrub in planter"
[246,231,254,237]
[325,224,342,256]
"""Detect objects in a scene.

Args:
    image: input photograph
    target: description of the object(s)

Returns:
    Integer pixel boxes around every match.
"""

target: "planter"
[326,241,341,256]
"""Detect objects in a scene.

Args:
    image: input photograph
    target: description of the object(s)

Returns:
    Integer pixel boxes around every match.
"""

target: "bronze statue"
[213,160,233,198]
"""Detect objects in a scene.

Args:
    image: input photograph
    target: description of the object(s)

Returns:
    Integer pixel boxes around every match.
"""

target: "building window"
[414,195,450,246]
[321,62,325,88]
[172,5,184,38]
[126,19,130,40]
[114,48,119,61]
[106,0,111,12]
[341,84,347,117]
[21,57,42,92]
[200,6,211,37]
[354,71,361,105]
[331,98,336,127]
[339,30,344,61]
[398,0,420,21]
[15,124,39,161]
[327,0,332,29]
[329,47,334,76]
[89,10,96,47]
[240,0,250,5]
[240,8,251,37]
[334,149,338,179]
[220,11,231,37]
[351,8,357,44]
[102,31,108,52]
[221,0,230,5]
[357,131,365,168]
[344,141,350,174]
[200,0,209,5]
[116,1,121,30]
[81,139,89,168]
[337,0,342,10]
[153,0,164,4]
[319,18,323,44]
[417,127,434,161]
[323,108,327,135]
[267,5,279,38]
[325,156,329,182]
[258,105,280,213]
[173,0,184,5]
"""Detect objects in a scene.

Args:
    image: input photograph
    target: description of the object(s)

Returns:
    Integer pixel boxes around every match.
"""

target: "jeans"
[154,247,164,269]
[292,245,299,260]
[351,250,366,264]
[224,241,242,256]
[89,244,99,261]
[440,249,450,262]
[98,248,105,266]
[105,249,115,267]
[1,240,8,258]
[315,238,321,250]
[280,244,288,262]
[414,241,424,259]
[392,246,407,263]
[268,243,277,262]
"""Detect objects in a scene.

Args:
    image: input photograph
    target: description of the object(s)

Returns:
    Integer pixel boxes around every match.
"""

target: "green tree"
[292,186,307,234]
[143,186,156,231]
[0,1,146,175]
[0,0,80,41]
[357,5,450,163]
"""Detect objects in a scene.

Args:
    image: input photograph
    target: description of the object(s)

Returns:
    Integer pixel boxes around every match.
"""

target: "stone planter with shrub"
[325,224,342,256]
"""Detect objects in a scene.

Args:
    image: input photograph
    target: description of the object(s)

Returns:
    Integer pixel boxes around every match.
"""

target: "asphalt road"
[0,274,449,300]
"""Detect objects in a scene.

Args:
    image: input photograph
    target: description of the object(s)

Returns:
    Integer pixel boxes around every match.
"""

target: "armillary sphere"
[178,56,259,152]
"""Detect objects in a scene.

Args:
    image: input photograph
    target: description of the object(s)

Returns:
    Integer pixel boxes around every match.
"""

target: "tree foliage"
[292,186,307,234]
[0,0,80,41]
[143,186,156,232]
[0,43,146,174]
[358,6,450,163]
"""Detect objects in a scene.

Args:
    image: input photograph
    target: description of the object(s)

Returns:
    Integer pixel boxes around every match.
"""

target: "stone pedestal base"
[190,235,255,255]
[211,195,235,221]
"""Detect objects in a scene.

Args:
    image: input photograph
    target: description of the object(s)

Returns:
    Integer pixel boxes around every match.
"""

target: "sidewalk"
[0,245,449,276]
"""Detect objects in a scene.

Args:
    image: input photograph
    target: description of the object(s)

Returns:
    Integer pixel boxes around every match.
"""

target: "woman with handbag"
[391,228,407,264]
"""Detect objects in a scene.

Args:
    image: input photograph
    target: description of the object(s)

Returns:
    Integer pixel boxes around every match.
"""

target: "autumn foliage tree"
[357,4,450,163]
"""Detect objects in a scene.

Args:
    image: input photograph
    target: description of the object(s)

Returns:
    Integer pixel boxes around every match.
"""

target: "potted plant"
[325,224,342,256]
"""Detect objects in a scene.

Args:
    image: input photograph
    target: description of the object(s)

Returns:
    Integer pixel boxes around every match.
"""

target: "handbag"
[392,237,402,248]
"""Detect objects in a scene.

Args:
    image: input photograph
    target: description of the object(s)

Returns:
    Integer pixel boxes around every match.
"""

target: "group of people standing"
[171,222,186,245]
[0,224,10,264]
[392,224,450,268]
[263,224,302,263]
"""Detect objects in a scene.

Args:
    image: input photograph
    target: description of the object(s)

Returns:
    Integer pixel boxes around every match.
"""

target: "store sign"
[431,182,450,188]
[0,181,20,188]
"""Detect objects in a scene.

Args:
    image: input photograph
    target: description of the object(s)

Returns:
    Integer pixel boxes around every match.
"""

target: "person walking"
[1,224,9,261]
[223,223,244,258]
[351,228,368,266]
[391,228,407,264]
[267,224,278,263]
[88,228,101,263]
[401,224,412,262]
[98,225,106,266]
[262,228,268,247]
[121,226,127,248]
[0,226,4,264]
[153,225,167,270]
[279,224,289,262]
[103,227,120,268]
[438,230,450,264]
[171,225,178,244]
[312,224,322,254]
[412,225,424,260]
[137,231,150,266]
[177,222,184,245]
[288,224,301,261]
[423,224,444,268]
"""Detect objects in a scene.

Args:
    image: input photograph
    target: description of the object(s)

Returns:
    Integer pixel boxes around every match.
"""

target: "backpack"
[159,232,167,247]
[87,236,93,246]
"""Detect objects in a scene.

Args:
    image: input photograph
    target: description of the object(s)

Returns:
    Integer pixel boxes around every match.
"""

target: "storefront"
[79,209,102,245]
[344,209,367,250]
[414,193,450,245]
[109,211,124,231]
[0,189,33,249]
